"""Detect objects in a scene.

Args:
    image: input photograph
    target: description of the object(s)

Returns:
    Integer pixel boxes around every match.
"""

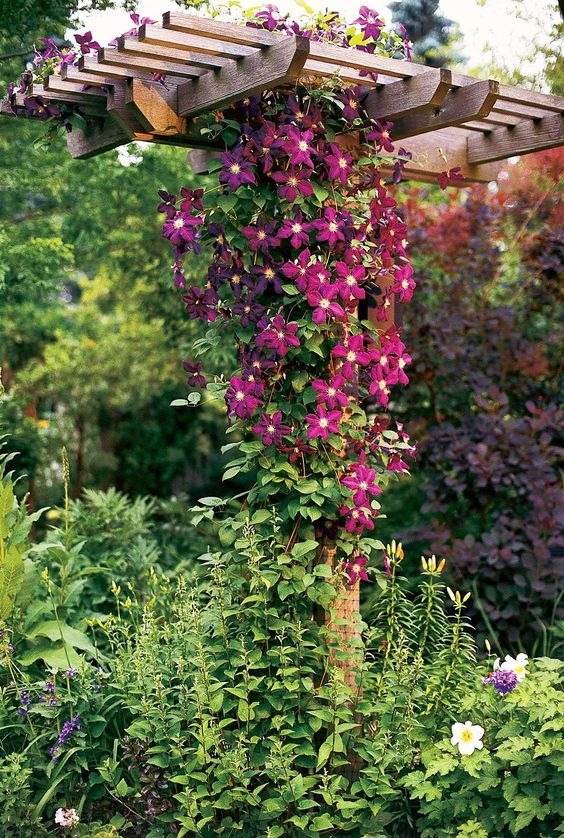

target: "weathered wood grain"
[467,112,564,163]
[364,69,452,122]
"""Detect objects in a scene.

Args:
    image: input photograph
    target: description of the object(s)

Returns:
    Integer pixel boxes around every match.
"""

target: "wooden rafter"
[0,9,562,179]
[177,34,310,117]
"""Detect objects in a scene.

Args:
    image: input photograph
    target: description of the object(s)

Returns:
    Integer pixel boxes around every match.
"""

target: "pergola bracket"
[364,69,453,122]
[391,79,499,140]
[467,112,564,163]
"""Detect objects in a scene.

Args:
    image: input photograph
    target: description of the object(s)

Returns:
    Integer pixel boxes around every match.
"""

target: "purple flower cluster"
[49,715,81,758]
[483,669,518,695]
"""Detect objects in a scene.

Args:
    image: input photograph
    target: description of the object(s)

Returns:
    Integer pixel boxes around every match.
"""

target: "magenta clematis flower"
[252,410,291,445]
[74,30,101,54]
[437,167,465,189]
[307,284,346,324]
[250,3,287,31]
[332,334,371,379]
[325,143,353,184]
[271,167,314,201]
[242,221,280,253]
[340,504,375,534]
[335,261,366,302]
[367,120,394,152]
[313,207,347,248]
[183,286,218,322]
[339,87,363,122]
[305,406,341,440]
[278,212,311,248]
[311,374,349,409]
[341,462,381,506]
[282,126,316,167]
[182,359,207,389]
[256,314,300,357]
[219,148,257,191]
[225,376,262,418]
[281,249,312,287]
[368,366,390,406]
[342,553,370,585]
[281,437,315,463]
[386,453,410,473]
[392,263,416,302]
[162,211,203,247]
[354,7,384,40]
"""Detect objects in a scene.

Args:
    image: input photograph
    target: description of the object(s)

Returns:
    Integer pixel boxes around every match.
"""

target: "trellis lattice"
[2,10,563,183]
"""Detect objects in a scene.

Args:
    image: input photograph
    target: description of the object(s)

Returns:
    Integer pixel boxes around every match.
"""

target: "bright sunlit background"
[72,0,561,82]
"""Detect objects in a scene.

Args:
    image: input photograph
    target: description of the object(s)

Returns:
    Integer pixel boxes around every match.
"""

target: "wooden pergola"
[2,10,563,184]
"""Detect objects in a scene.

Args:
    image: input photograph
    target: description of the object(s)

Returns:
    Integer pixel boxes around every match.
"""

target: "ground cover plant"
[0,2,562,837]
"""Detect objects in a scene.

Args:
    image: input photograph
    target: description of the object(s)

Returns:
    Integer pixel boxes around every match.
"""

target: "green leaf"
[312,814,334,830]
[28,621,97,656]
[291,540,319,559]
[317,740,333,769]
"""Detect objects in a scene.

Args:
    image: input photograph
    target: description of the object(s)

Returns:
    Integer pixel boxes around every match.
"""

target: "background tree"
[389,0,463,67]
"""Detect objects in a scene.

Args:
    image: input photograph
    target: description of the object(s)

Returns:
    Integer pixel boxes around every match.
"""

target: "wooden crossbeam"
[66,119,130,158]
[393,128,501,183]
[61,65,117,87]
[125,78,186,135]
[467,112,564,163]
[79,55,157,81]
[44,76,105,99]
[117,36,231,70]
[139,23,257,59]
[363,69,452,121]
[177,34,310,117]
[163,11,280,48]
[391,80,499,140]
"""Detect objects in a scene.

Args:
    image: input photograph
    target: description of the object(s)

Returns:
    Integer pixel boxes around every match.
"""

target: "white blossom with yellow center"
[495,653,528,682]
[451,721,484,756]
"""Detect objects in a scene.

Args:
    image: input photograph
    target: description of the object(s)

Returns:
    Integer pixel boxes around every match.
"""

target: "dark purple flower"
[17,691,32,718]
[325,143,353,183]
[219,148,257,191]
[256,314,300,357]
[157,189,176,218]
[341,462,382,506]
[162,211,203,248]
[242,220,280,253]
[24,96,60,119]
[74,30,101,54]
[282,126,316,167]
[339,87,363,122]
[437,167,465,189]
[305,406,341,440]
[307,284,346,325]
[366,120,395,152]
[342,554,369,585]
[483,669,518,695]
[278,212,311,249]
[182,359,207,388]
[312,375,349,409]
[232,295,266,326]
[252,410,291,445]
[249,4,287,31]
[313,207,347,248]
[271,167,314,202]
[225,376,262,418]
[182,286,218,322]
[354,7,384,40]
[49,715,81,759]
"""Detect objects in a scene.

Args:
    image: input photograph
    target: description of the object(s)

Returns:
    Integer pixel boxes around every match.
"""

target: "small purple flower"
[64,667,78,679]
[49,715,81,759]
[17,691,32,718]
[483,669,518,695]
[354,7,385,40]
[162,211,203,248]
[256,314,300,357]
[278,212,311,249]
[182,359,207,388]
[270,167,314,202]
[282,126,316,168]
[249,4,287,32]
[24,96,60,120]
[225,376,262,419]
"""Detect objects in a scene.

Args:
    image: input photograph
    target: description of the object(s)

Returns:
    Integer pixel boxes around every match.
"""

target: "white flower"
[54,807,80,828]
[497,653,528,682]
[451,721,485,756]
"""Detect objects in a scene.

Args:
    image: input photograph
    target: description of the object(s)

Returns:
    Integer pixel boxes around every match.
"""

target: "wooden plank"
[391,80,499,140]
[139,23,257,58]
[61,65,116,87]
[96,46,206,79]
[163,10,281,48]
[302,59,376,86]
[66,119,130,158]
[467,112,564,163]
[44,75,105,98]
[364,69,452,121]
[78,55,168,82]
[394,128,501,183]
[106,83,141,135]
[117,36,231,70]
[178,35,310,117]
[126,77,185,135]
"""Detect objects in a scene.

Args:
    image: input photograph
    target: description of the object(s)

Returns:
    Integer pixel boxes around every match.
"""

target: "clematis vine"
[157,5,417,593]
